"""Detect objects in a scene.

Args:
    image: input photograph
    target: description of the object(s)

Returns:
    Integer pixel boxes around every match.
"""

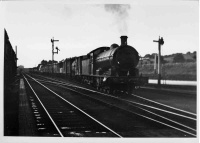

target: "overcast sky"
[2,0,198,68]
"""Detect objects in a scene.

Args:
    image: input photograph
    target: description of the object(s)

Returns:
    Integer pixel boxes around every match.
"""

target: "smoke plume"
[104,4,131,35]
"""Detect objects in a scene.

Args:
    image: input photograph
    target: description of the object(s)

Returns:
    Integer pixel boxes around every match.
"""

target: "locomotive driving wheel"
[106,87,113,94]
[127,83,135,95]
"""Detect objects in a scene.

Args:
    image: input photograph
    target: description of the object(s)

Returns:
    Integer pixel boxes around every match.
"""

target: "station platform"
[18,78,37,136]
[144,83,196,95]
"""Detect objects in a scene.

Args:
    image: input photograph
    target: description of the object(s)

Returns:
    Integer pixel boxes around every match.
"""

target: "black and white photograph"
[2,0,198,143]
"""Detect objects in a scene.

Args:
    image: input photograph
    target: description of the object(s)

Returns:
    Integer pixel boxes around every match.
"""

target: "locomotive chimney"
[120,36,128,46]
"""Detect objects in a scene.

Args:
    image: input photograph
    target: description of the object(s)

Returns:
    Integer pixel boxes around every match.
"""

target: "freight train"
[32,36,148,94]
[4,29,17,89]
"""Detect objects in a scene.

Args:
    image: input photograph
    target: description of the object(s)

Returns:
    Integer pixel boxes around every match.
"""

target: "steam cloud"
[104,4,131,35]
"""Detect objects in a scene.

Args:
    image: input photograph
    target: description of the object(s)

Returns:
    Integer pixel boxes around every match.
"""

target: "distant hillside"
[163,52,196,63]
[138,51,197,81]
[140,51,196,65]
[138,63,196,81]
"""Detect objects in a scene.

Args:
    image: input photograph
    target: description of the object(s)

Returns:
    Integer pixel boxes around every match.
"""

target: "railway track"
[23,74,121,137]
[24,74,196,137]
[31,74,196,117]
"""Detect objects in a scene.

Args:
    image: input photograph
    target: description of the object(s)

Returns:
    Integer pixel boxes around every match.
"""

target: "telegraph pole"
[153,36,164,86]
[51,37,59,73]
[15,46,18,75]
[154,53,157,74]
[15,46,18,62]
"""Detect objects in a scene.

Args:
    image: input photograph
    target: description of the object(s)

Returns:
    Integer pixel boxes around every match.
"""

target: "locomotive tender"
[38,36,148,94]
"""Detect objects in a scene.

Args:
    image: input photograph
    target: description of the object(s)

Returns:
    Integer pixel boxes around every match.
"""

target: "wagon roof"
[88,46,110,55]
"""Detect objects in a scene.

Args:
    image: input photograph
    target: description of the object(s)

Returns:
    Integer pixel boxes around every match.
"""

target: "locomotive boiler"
[95,36,139,77]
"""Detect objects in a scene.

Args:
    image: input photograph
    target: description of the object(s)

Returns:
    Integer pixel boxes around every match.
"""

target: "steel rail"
[29,74,196,137]
[32,74,196,116]
[31,75,196,120]
[26,74,123,138]
[23,74,64,137]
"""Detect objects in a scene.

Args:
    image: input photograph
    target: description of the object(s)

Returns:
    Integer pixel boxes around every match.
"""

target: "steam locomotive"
[37,36,148,94]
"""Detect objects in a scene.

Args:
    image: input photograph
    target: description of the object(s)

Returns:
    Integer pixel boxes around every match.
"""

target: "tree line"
[143,51,196,63]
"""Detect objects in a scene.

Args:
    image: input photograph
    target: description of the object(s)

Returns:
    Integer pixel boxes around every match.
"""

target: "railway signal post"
[51,37,59,73]
[153,36,164,86]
